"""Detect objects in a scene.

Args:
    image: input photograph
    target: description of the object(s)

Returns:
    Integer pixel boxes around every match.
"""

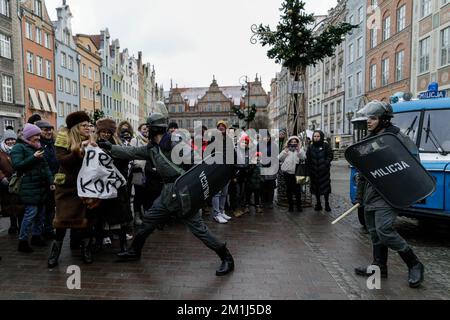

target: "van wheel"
[358,206,366,228]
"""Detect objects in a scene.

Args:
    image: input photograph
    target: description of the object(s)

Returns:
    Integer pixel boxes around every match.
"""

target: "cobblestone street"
[0,161,449,300]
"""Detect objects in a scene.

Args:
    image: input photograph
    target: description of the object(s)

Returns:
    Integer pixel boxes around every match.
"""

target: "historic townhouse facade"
[121,48,139,129]
[75,34,101,115]
[365,0,413,102]
[20,0,57,126]
[53,1,79,129]
[0,0,25,132]
[111,39,122,124]
[411,0,450,97]
[344,0,367,132]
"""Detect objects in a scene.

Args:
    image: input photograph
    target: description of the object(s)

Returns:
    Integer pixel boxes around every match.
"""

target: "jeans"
[212,182,230,217]
[19,205,44,241]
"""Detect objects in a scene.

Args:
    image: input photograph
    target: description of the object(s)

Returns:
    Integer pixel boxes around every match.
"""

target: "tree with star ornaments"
[253,0,356,136]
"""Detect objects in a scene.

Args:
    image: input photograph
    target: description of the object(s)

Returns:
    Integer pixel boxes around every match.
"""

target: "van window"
[420,110,450,153]
[393,111,421,144]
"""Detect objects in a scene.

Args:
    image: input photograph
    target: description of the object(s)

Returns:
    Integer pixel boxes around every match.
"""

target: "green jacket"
[10,139,53,205]
[247,163,264,191]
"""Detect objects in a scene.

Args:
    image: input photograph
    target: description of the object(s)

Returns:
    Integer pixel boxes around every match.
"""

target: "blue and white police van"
[350,83,450,225]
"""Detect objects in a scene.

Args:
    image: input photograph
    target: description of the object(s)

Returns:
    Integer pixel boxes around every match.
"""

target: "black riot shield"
[173,153,234,218]
[345,133,436,209]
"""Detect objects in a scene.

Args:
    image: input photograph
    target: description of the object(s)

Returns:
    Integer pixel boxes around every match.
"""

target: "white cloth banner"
[77,145,127,200]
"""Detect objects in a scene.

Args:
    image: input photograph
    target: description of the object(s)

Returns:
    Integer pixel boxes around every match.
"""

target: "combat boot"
[18,240,33,253]
[398,248,424,288]
[81,238,93,264]
[116,238,143,261]
[215,245,234,276]
[355,245,388,278]
[48,241,63,268]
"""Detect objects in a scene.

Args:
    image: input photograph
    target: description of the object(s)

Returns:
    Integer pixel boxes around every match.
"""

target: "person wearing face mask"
[10,124,55,253]
[353,101,425,289]
[306,130,334,212]
[0,130,23,235]
[278,136,306,213]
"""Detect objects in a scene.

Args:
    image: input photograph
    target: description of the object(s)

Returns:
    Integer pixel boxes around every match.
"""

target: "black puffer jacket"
[306,136,333,196]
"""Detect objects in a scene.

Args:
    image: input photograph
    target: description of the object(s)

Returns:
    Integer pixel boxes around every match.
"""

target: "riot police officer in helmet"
[354,100,425,288]
[98,103,234,276]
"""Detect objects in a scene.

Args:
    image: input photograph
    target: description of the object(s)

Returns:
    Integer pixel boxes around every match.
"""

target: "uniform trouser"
[365,208,410,253]
[132,196,225,253]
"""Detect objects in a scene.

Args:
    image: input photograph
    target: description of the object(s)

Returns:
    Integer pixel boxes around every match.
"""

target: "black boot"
[296,198,303,213]
[18,240,33,253]
[81,239,93,264]
[325,202,332,212]
[48,241,63,268]
[116,238,142,261]
[118,231,128,254]
[314,203,323,211]
[31,235,46,247]
[355,245,388,278]
[398,248,424,288]
[215,245,234,276]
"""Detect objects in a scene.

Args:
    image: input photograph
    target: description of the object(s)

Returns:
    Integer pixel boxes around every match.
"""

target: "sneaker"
[221,212,232,221]
[214,214,228,224]
[126,234,133,241]
[103,237,112,246]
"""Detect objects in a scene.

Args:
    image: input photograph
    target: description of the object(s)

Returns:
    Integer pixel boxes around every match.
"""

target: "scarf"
[0,141,13,154]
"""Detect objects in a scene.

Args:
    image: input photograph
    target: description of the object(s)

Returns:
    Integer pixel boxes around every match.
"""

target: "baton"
[331,204,361,225]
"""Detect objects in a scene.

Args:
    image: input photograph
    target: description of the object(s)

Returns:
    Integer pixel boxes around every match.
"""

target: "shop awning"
[28,88,42,110]
[38,90,51,112]
[47,93,57,113]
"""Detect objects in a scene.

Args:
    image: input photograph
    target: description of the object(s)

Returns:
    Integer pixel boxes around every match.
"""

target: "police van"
[350,84,450,225]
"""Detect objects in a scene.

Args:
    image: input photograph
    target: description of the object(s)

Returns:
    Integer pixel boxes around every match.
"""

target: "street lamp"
[239,75,250,130]
[93,81,102,118]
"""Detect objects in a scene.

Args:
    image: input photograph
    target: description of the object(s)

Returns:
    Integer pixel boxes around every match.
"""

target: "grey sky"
[46,0,337,92]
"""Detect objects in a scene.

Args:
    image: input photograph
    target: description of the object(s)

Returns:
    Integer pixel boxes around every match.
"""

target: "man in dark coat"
[353,101,424,288]
[306,130,334,212]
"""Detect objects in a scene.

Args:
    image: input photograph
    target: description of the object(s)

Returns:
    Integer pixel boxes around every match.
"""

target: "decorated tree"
[93,110,105,123]
[253,0,356,136]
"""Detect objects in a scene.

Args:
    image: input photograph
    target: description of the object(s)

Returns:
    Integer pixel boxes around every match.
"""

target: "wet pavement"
[0,160,449,300]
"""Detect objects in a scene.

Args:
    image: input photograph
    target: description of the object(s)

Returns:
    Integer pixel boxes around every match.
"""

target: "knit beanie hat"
[35,120,54,129]
[96,118,117,134]
[22,123,42,140]
[2,130,17,141]
[66,111,91,129]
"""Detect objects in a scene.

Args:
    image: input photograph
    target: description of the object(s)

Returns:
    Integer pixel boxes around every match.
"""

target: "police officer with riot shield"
[353,101,425,288]
[98,102,234,276]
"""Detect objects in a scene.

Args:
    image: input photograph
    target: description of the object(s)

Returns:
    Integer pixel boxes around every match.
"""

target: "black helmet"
[146,113,168,129]
[357,100,394,120]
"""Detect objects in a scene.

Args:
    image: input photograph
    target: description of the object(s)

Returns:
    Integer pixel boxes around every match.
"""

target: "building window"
[65,103,71,117]
[370,64,377,90]
[44,33,50,49]
[88,67,92,80]
[65,78,71,94]
[440,27,450,66]
[68,56,74,71]
[57,76,63,91]
[81,64,86,77]
[94,70,98,81]
[0,0,10,17]
[348,75,353,98]
[35,56,43,76]
[356,71,363,95]
[357,37,363,58]
[395,50,405,81]
[358,6,364,24]
[25,22,33,40]
[35,27,42,45]
[34,0,42,17]
[0,33,11,59]
[58,101,64,116]
[72,81,77,96]
[419,37,430,73]
[83,85,87,99]
[421,0,432,18]
[397,5,406,32]
[45,60,51,80]
[2,75,13,103]
[370,28,377,48]
[381,58,389,86]
[63,30,70,46]
[383,16,391,41]
[26,52,34,73]
[61,52,67,68]
[348,43,354,65]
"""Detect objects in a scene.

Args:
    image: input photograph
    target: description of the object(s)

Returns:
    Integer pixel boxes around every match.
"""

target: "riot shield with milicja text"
[173,152,234,218]
[345,133,436,209]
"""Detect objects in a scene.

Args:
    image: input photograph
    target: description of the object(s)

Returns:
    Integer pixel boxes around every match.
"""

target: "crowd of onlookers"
[0,111,334,265]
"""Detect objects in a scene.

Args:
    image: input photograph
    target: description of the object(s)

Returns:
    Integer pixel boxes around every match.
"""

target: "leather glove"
[98,140,112,151]
[1,177,9,186]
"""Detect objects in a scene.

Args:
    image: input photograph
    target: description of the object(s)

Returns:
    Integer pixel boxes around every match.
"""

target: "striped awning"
[47,93,57,113]
[38,90,51,112]
[28,88,42,110]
